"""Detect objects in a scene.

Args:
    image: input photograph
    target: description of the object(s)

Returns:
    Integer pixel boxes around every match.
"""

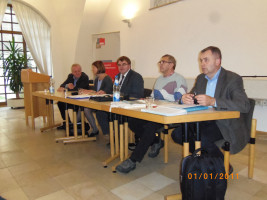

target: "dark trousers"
[129,118,163,162]
[57,101,78,123]
[95,111,109,135]
[171,121,224,158]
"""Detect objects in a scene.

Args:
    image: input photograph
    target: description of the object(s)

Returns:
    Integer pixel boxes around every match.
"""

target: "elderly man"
[57,63,90,130]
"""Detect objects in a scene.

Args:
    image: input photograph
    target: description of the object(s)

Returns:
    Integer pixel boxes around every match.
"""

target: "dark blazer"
[191,67,250,154]
[60,72,90,91]
[94,75,113,94]
[117,69,144,98]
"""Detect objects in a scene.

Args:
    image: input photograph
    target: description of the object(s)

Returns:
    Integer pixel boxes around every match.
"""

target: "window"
[0,4,37,104]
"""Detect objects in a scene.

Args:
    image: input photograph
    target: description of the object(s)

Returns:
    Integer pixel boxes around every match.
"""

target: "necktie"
[119,75,125,85]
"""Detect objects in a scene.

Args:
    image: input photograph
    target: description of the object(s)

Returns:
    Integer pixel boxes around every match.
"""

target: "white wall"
[19,0,267,131]
[97,0,267,131]
[98,0,267,79]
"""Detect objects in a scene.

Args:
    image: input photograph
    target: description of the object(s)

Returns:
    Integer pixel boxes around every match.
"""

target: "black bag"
[90,95,113,102]
[180,148,227,200]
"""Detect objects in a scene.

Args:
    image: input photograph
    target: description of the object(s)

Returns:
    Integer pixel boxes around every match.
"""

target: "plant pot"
[7,98,24,109]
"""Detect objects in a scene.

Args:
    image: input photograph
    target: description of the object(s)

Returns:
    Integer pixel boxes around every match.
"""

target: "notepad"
[67,94,91,99]
[183,106,209,112]
[141,106,187,116]
[141,105,209,116]
[110,101,146,109]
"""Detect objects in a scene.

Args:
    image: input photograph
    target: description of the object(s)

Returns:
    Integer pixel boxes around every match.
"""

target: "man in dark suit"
[96,56,144,136]
[57,63,90,129]
[172,46,250,162]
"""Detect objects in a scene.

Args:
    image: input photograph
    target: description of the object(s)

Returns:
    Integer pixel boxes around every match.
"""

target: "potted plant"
[2,37,29,108]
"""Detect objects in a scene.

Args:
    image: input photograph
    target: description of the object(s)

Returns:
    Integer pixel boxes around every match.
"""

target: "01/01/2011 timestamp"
[187,173,239,180]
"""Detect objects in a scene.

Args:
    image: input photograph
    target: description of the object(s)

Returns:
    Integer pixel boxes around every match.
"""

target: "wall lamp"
[122,3,138,28]
[122,19,131,28]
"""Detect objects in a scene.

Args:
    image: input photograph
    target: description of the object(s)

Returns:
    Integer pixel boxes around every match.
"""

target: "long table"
[31,91,239,161]
[32,91,240,124]
[32,91,240,199]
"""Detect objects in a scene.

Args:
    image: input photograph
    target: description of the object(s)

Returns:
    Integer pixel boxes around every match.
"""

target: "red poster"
[104,62,119,81]
[99,38,105,45]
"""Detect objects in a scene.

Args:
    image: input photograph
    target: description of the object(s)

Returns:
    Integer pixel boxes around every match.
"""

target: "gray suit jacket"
[191,67,250,154]
[94,75,113,94]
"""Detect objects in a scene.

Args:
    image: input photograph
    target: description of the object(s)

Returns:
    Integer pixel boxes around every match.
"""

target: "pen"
[193,92,198,105]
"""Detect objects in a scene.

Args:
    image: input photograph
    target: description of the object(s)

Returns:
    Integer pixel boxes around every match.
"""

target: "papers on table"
[110,101,146,110]
[67,94,107,99]
[141,104,209,116]
[141,106,187,116]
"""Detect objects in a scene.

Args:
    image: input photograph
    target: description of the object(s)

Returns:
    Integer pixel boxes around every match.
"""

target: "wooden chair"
[224,118,257,178]
[224,98,256,178]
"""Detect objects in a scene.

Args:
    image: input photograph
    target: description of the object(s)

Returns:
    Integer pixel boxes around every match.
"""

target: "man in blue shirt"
[172,46,250,164]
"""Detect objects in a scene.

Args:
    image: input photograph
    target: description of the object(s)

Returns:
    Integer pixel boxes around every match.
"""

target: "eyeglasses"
[117,63,128,67]
[158,60,172,64]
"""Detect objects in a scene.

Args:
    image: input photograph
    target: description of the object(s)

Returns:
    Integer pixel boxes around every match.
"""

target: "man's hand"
[81,89,95,94]
[182,94,195,105]
[68,83,74,89]
[57,87,64,92]
[195,94,215,106]
[97,90,106,95]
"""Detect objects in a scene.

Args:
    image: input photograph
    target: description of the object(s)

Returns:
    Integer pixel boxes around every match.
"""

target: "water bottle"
[49,76,55,94]
[113,76,120,102]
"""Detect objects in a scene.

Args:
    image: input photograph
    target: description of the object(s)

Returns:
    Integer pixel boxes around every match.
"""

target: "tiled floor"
[0,106,266,200]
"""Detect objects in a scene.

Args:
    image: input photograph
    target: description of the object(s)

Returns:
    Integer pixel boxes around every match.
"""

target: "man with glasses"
[96,56,144,138]
[116,54,187,173]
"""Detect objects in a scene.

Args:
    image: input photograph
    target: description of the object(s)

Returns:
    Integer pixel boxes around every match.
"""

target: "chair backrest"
[221,98,255,151]
[144,88,152,98]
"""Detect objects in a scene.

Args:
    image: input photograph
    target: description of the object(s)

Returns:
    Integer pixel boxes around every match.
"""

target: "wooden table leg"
[81,107,85,138]
[164,125,169,163]
[119,115,124,162]
[65,103,70,137]
[111,115,125,172]
[41,100,61,132]
[103,113,120,167]
[60,106,96,144]
[124,117,129,159]
[195,122,201,155]
[165,194,182,200]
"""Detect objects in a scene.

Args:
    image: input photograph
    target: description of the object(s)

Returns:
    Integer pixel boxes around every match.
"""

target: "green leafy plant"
[3,37,29,99]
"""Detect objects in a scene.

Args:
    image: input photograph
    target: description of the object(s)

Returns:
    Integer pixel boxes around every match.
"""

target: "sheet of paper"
[141,106,187,116]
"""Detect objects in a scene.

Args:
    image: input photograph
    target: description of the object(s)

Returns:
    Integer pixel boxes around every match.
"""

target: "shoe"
[148,140,164,158]
[85,123,90,132]
[116,159,136,173]
[57,124,66,130]
[87,130,99,137]
[128,142,137,151]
